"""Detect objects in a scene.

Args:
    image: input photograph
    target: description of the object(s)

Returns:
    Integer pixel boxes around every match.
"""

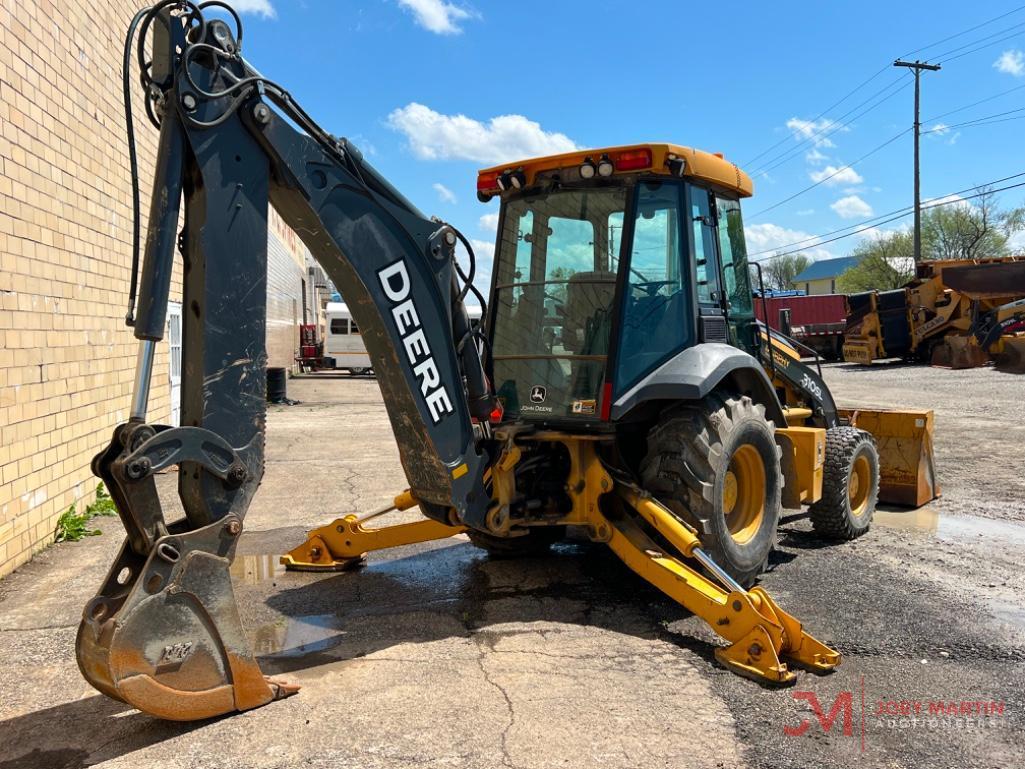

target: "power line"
[748,77,905,176]
[897,3,1025,59]
[930,19,1025,61]
[747,128,910,220]
[942,113,1025,130]
[938,24,1025,64]
[741,65,892,167]
[742,5,1025,171]
[750,78,910,179]
[749,171,1025,257]
[749,174,1025,260]
[922,105,1025,133]
[923,83,1025,123]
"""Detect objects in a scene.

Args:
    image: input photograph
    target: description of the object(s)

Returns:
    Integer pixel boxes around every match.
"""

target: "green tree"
[836,231,915,293]
[763,253,811,291]
[921,187,1025,260]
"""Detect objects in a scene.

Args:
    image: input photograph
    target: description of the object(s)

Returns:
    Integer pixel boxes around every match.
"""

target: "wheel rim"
[849,454,871,516]
[723,444,766,544]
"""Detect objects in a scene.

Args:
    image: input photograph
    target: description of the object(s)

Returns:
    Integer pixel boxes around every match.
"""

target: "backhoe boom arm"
[79,3,492,721]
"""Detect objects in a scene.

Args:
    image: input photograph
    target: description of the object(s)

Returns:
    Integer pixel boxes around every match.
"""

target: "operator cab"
[479,144,757,425]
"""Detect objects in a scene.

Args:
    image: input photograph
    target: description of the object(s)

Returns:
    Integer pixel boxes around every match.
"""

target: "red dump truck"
[754,293,849,360]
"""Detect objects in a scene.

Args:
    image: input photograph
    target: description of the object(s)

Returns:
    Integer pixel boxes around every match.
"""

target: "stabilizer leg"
[281,490,465,571]
[608,487,840,685]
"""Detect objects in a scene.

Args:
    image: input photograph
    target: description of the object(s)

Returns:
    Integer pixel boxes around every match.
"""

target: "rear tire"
[466,526,566,558]
[809,427,879,540]
[640,394,782,587]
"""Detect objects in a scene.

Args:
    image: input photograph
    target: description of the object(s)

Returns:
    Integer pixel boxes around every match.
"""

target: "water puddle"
[874,507,1025,546]
[230,553,287,585]
[250,613,346,657]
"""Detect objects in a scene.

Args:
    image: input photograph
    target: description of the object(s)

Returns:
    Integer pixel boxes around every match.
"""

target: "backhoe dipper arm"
[78,3,492,721]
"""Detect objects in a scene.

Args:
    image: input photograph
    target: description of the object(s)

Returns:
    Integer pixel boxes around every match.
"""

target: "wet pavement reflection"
[874,507,1025,545]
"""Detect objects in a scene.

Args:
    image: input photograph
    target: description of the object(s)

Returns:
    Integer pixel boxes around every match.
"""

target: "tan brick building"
[0,1,310,576]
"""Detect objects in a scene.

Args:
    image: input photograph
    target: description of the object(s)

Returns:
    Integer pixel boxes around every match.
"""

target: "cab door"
[688,186,728,344]
[714,195,757,354]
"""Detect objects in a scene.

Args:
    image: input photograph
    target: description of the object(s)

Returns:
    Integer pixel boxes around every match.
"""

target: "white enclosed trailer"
[324,302,482,375]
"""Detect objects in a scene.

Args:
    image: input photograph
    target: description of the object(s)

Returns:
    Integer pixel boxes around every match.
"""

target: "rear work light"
[477,172,499,202]
[497,169,527,191]
[615,149,652,171]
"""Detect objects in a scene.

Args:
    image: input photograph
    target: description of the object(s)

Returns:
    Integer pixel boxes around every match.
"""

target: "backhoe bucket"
[76,517,298,721]
[839,408,938,507]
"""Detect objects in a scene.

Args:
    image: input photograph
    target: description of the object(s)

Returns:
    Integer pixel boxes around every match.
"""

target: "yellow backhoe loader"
[77,3,938,721]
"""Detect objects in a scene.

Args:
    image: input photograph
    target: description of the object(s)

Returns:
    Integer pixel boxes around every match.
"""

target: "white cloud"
[926,123,960,145]
[432,182,457,204]
[786,117,847,148]
[993,49,1024,77]
[830,195,873,219]
[397,0,475,35]
[809,164,864,186]
[744,222,836,261]
[230,0,276,18]
[1007,228,1025,252]
[479,211,500,232]
[856,223,909,244]
[457,238,495,304]
[805,148,828,164]
[924,193,971,210]
[387,103,578,164]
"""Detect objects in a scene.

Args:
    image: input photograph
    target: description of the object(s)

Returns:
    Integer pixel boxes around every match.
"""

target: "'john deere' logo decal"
[529,385,547,404]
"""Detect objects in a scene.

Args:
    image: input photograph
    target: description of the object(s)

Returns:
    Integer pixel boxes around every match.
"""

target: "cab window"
[491,187,626,419]
[716,196,753,317]
[615,181,690,392]
[691,187,721,307]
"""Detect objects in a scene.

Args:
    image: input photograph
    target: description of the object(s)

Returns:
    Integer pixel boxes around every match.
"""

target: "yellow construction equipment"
[843,257,1025,370]
[80,6,940,721]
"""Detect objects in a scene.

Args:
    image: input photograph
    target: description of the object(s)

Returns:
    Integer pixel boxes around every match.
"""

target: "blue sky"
[227,0,1025,282]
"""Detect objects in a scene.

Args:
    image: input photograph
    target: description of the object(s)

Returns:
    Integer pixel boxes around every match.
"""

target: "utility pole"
[894,59,941,263]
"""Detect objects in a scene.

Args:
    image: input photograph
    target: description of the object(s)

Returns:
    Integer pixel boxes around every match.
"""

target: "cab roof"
[476,143,753,200]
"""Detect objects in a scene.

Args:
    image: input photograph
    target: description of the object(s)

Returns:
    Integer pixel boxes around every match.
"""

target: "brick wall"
[0,1,309,576]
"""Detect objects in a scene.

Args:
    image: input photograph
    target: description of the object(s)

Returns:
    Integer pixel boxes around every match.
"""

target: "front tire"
[809,427,879,540]
[640,394,783,587]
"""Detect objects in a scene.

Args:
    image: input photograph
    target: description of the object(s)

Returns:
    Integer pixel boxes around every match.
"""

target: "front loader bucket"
[839,408,939,507]
[995,336,1025,373]
[931,336,989,370]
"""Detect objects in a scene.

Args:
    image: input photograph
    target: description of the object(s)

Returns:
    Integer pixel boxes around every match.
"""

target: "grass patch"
[53,483,119,542]
[87,483,118,517]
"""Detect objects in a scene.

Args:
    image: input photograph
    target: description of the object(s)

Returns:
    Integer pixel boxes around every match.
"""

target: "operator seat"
[563,271,617,401]
[562,271,617,353]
